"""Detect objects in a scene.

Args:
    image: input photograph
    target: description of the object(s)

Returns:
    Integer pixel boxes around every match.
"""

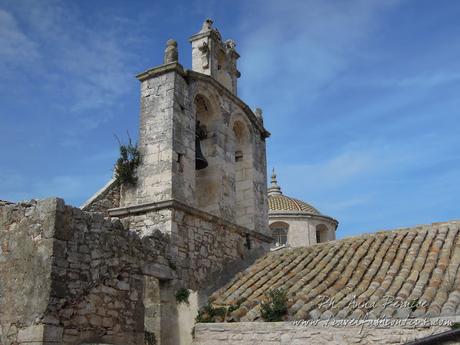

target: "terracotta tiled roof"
[210,221,460,321]
[268,194,321,215]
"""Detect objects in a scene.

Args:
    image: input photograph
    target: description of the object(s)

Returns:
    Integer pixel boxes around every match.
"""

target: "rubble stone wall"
[1,198,270,345]
[0,198,171,345]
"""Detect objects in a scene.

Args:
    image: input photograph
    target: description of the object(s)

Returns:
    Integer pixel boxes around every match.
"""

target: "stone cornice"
[108,199,274,243]
[188,30,222,44]
[136,62,186,81]
[269,211,339,229]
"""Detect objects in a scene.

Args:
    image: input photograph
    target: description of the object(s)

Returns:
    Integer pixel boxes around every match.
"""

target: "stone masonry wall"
[192,321,453,345]
[45,201,171,345]
[0,198,172,345]
[1,198,269,345]
[123,205,269,293]
[0,199,57,345]
[123,205,269,345]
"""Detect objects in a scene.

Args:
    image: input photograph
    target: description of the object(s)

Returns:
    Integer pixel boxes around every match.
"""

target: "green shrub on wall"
[195,298,246,323]
[260,288,288,322]
[175,287,190,305]
[114,135,140,186]
[195,302,226,323]
[144,331,157,345]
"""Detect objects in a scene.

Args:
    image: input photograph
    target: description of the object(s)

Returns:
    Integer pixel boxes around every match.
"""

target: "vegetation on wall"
[175,287,190,305]
[195,302,226,323]
[195,298,246,323]
[144,331,157,345]
[260,288,288,322]
[114,135,140,186]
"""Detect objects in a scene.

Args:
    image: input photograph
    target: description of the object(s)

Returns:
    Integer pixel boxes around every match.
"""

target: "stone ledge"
[195,316,460,331]
[193,319,456,345]
[136,62,186,81]
[268,211,339,228]
[108,199,273,244]
[142,262,175,281]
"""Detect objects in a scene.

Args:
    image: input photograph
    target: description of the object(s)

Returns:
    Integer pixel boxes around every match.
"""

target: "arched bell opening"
[194,94,221,214]
[230,115,254,228]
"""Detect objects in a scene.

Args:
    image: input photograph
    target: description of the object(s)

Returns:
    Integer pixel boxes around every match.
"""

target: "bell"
[195,135,208,170]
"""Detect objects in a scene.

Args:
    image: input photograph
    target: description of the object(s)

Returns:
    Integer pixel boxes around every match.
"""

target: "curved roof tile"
[210,221,460,321]
[268,194,321,214]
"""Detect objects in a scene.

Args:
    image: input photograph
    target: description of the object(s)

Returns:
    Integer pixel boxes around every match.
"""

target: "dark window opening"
[235,150,243,162]
[272,228,287,246]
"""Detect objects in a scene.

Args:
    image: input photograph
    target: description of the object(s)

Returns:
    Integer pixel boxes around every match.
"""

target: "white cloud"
[237,0,399,112]
[279,149,378,191]
[0,9,39,68]
[0,1,139,122]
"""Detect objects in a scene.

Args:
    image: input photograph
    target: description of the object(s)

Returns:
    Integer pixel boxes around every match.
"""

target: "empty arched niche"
[194,94,221,214]
[270,221,289,246]
[316,224,329,243]
[231,116,254,228]
[216,49,232,90]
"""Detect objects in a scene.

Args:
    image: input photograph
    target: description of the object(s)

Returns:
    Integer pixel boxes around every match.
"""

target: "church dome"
[268,194,321,215]
[267,169,321,215]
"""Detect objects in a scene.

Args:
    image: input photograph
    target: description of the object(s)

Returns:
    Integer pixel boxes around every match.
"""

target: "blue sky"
[1,0,459,238]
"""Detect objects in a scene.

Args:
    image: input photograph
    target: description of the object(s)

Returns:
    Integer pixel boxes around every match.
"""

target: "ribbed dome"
[268,194,321,214]
[267,169,321,215]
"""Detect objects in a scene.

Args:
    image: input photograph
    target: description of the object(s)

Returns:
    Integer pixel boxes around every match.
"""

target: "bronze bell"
[195,121,208,170]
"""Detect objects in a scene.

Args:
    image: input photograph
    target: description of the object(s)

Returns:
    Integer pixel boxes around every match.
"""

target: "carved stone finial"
[225,39,237,50]
[268,168,282,196]
[201,18,213,32]
[164,39,178,64]
[255,108,263,123]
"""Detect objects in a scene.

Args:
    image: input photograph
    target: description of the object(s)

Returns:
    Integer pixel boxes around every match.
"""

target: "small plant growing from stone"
[227,297,246,314]
[175,287,190,305]
[144,331,157,345]
[195,302,226,323]
[114,134,140,186]
[195,298,247,323]
[260,288,288,322]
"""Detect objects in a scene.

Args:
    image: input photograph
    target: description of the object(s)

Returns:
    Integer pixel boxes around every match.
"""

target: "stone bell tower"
[82,19,272,345]
[115,19,270,236]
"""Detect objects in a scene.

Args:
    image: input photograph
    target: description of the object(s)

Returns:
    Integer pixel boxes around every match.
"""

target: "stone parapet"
[192,320,454,345]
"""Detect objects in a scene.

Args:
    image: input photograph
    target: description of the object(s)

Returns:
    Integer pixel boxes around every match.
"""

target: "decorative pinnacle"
[268,168,282,196]
[254,108,263,124]
[164,39,178,64]
[201,18,214,32]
